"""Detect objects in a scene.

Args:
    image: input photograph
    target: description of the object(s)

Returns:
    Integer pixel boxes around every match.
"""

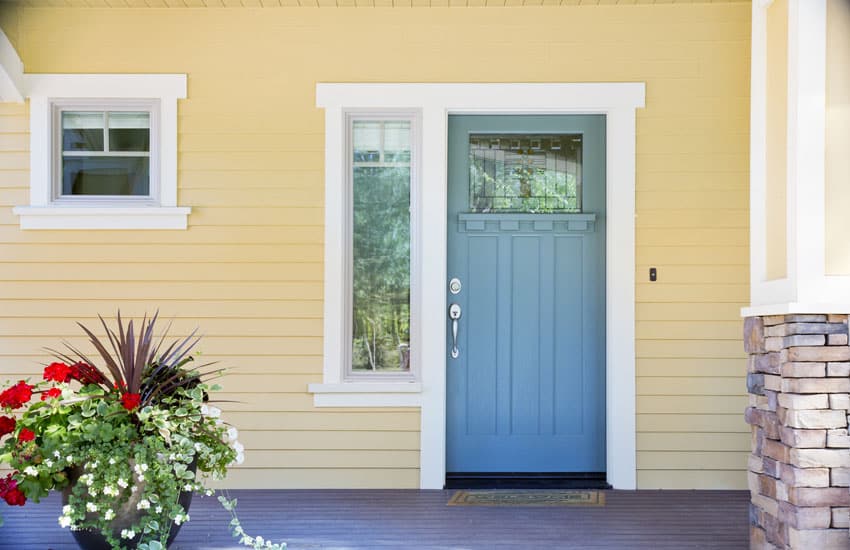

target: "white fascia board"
[24,74,187,99]
[0,30,24,103]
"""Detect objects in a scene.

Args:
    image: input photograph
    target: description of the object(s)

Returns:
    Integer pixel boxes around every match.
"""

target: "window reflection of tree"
[352,166,411,372]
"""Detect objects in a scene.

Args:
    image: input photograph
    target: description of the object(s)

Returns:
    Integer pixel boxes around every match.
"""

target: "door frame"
[316,83,645,490]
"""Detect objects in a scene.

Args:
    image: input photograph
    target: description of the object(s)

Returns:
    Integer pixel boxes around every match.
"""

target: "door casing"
[315,82,645,490]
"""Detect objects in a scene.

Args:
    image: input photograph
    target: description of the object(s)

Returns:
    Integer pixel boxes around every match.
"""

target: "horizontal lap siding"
[0,3,749,489]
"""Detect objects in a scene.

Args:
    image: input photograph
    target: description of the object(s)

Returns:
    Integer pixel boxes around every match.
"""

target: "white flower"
[184,484,193,491]
[227,427,239,441]
[232,441,244,454]
[120,529,135,540]
[23,466,38,476]
[205,489,214,497]
[104,509,115,521]
[173,513,190,526]
[117,478,128,489]
[54,450,61,458]
[108,458,116,465]
[44,459,53,468]
[58,515,72,528]
[235,452,245,465]
[88,487,98,497]
[256,536,265,545]
[131,486,138,493]
[91,461,99,469]
[103,485,118,497]
[137,499,150,510]
[66,455,73,463]
[138,474,145,482]
[206,406,221,419]
[62,505,71,514]
[155,505,163,514]
[86,502,98,512]
[134,463,148,474]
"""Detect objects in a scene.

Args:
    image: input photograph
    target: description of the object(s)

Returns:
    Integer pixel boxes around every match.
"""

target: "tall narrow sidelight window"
[350,119,412,375]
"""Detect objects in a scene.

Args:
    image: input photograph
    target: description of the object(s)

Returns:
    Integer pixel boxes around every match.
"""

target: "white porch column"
[745,0,850,316]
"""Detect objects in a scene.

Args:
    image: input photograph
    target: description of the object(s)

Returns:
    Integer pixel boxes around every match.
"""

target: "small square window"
[52,101,158,203]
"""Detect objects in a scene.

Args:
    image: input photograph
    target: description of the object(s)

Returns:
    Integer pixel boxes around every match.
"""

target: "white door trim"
[317,83,645,490]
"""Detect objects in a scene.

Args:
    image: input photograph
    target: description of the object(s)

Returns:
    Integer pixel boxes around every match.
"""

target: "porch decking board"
[0,489,749,549]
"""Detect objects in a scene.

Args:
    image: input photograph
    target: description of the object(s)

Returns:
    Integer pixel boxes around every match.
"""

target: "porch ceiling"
[9,0,749,7]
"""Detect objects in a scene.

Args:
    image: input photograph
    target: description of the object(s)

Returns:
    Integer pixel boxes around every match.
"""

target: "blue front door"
[446,115,606,474]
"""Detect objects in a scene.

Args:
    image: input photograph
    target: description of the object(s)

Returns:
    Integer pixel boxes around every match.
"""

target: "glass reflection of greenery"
[468,134,582,213]
[351,165,411,372]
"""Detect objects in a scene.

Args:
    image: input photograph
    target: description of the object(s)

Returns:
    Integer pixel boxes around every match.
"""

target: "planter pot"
[61,463,195,550]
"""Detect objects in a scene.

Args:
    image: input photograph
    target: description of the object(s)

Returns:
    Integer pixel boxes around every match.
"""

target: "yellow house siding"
[0,3,750,489]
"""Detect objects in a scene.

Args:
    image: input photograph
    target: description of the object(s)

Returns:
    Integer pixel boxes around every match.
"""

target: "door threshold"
[445,472,611,490]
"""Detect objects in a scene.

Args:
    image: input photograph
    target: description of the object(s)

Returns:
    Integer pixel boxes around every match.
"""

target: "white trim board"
[0,29,24,102]
[316,82,645,490]
[13,73,189,230]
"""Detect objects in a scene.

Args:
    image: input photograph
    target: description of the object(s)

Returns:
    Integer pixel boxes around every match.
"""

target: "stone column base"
[744,314,850,549]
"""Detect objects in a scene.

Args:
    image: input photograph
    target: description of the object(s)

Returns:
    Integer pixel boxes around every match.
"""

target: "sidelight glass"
[351,119,411,373]
[468,133,582,213]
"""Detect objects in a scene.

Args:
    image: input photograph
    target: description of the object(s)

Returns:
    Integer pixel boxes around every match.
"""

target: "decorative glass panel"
[469,133,582,213]
[60,111,151,197]
[351,120,411,373]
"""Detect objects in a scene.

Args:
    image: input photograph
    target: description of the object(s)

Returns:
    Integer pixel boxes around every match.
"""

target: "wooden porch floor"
[1,489,750,549]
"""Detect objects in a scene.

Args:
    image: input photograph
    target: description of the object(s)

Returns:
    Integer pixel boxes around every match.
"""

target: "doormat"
[447,490,605,507]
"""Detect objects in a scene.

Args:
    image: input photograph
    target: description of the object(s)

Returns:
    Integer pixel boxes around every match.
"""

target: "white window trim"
[13,74,189,230]
[309,110,422,403]
[314,83,644,491]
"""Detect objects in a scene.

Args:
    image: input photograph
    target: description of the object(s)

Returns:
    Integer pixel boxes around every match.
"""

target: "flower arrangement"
[0,313,283,550]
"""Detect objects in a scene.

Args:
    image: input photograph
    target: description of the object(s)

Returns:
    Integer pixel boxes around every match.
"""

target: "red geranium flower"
[0,475,26,506]
[0,381,34,409]
[41,388,62,401]
[121,393,141,411]
[17,428,35,442]
[0,415,15,437]
[43,362,73,383]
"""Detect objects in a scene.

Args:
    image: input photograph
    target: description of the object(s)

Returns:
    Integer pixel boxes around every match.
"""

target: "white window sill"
[13,206,191,230]
[308,382,422,407]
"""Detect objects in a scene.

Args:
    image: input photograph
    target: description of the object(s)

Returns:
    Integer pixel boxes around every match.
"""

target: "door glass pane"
[351,120,411,373]
[469,134,582,213]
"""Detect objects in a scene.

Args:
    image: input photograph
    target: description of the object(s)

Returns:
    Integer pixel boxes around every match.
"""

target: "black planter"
[61,463,195,550]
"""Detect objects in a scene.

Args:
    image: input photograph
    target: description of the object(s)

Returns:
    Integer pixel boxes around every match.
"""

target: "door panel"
[446,115,606,474]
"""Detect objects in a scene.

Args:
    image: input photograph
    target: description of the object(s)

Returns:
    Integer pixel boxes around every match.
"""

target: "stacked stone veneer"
[745,314,850,549]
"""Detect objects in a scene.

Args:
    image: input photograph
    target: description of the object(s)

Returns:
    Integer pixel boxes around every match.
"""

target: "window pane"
[469,134,582,213]
[351,120,411,373]
[62,157,150,196]
[352,121,382,162]
[62,112,104,152]
[108,112,150,152]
